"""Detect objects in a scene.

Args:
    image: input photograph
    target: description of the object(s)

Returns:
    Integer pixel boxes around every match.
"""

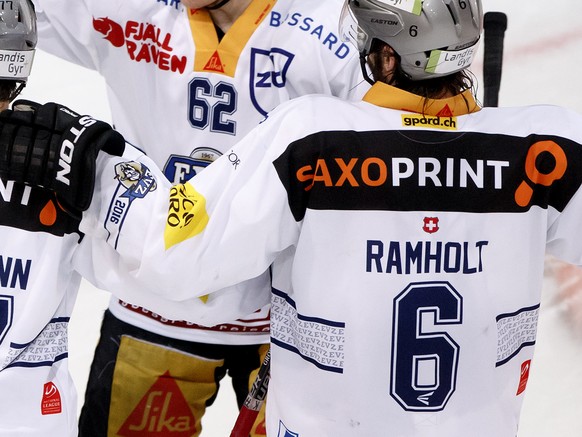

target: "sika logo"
[423,217,439,234]
[93,17,187,73]
[41,382,62,415]
[118,371,196,435]
[204,51,225,73]
[436,104,454,117]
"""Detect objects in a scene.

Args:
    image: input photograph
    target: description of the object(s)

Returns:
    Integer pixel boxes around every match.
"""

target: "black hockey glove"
[0,99,125,213]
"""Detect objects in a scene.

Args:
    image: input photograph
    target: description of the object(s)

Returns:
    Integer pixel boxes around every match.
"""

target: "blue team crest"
[163,147,222,184]
[250,47,294,117]
[114,161,157,200]
[105,161,157,248]
[277,421,299,437]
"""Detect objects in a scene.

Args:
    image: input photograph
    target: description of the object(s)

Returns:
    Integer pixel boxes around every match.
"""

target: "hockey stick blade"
[483,11,508,107]
[230,348,271,437]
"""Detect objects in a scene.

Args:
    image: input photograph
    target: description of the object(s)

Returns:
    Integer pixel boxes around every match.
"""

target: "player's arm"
[0,99,125,214]
[0,100,272,325]
[0,102,272,325]
[31,0,103,70]
[0,99,297,300]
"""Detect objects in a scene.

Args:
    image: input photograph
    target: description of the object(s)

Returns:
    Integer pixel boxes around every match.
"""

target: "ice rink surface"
[18,1,582,435]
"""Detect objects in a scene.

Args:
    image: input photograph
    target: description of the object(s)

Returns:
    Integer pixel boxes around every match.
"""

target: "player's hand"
[0,99,125,214]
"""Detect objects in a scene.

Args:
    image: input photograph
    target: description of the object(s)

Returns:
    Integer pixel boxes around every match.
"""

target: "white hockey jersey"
[0,183,267,436]
[80,82,582,436]
[32,0,368,344]
[0,184,82,436]
[0,183,274,436]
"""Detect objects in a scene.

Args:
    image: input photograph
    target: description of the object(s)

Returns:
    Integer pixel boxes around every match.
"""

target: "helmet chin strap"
[9,82,26,101]
[360,55,376,86]
[206,0,232,10]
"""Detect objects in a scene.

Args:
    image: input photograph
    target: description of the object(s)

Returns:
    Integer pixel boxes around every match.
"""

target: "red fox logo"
[93,17,125,47]
[92,16,186,73]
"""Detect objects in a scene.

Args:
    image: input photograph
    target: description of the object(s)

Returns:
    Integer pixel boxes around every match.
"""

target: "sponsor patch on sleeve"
[165,183,209,249]
[106,161,157,249]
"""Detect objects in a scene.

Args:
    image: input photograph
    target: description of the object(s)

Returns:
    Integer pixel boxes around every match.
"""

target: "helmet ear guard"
[340,0,483,81]
[0,0,37,83]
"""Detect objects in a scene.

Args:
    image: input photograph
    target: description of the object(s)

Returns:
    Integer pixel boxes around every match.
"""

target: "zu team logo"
[105,161,157,248]
[249,47,294,117]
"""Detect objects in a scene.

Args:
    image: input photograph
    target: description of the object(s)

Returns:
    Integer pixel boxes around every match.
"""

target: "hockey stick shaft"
[483,11,508,107]
[230,348,271,437]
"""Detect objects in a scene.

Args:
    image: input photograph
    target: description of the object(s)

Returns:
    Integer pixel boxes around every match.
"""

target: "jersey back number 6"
[390,281,462,411]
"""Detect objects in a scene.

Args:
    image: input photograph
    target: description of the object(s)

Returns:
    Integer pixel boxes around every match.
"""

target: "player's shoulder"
[284,0,345,15]
[258,93,361,140]
[268,93,353,118]
[476,105,582,143]
[531,105,582,143]
[478,104,580,122]
[271,0,347,38]
[268,0,357,66]
[524,104,581,121]
[71,0,177,21]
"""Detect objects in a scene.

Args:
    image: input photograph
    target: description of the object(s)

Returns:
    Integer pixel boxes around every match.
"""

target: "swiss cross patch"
[423,217,439,234]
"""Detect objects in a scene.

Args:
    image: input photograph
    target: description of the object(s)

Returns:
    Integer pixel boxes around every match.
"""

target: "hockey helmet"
[340,0,483,81]
[0,0,36,82]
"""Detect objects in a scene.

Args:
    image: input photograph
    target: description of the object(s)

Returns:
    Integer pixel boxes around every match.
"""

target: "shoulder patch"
[165,183,209,250]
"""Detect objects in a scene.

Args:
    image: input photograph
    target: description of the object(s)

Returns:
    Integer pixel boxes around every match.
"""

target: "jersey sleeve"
[546,185,582,265]
[78,108,301,303]
[272,0,370,101]
[72,238,272,325]
[31,0,102,70]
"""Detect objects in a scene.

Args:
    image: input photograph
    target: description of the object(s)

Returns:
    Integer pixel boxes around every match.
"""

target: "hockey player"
[29,0,369,435]
[0,2,268,435]
[6,0,582,435]
[0,2,111,435]
[0,1,128,435]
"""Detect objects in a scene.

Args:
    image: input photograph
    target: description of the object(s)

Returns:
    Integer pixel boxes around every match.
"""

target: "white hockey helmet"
[0,0,37,82]
[340,0,483,81]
